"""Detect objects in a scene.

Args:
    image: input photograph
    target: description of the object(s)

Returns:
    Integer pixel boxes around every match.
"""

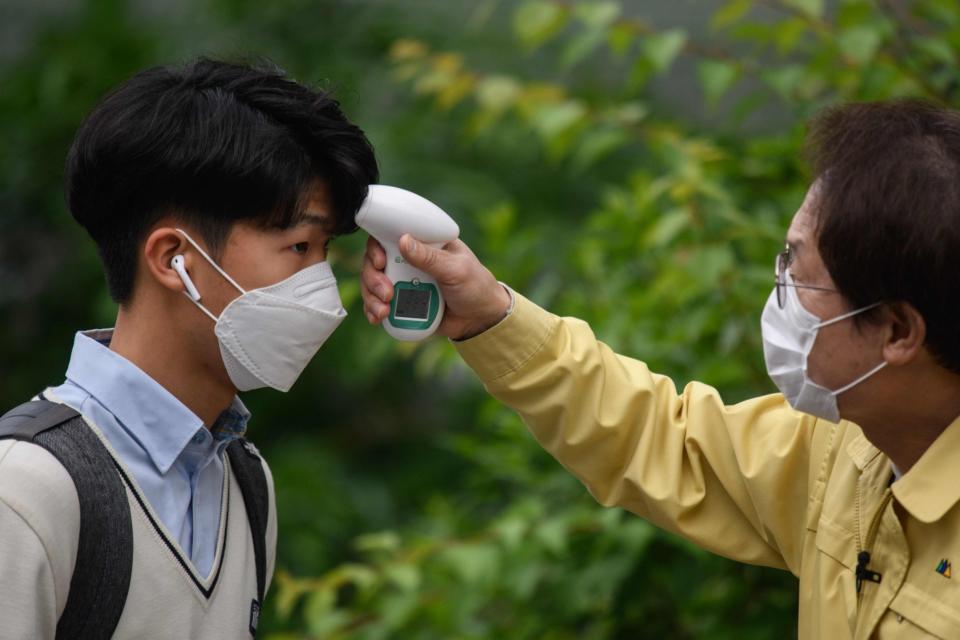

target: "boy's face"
[173,180,339,390]
[195,180,336,314]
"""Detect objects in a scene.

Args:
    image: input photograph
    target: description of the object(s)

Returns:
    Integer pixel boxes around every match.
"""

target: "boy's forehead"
[291,180,335,229]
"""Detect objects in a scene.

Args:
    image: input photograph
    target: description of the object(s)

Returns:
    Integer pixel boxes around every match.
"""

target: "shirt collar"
[891,413,960,523]
[211,396,250,443]
[66,329,249,473]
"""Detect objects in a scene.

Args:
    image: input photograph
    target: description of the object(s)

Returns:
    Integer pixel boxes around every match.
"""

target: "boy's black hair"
[65,57,379,303]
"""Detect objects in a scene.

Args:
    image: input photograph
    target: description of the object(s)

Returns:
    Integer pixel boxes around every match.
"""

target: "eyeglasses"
[775,245,838,309]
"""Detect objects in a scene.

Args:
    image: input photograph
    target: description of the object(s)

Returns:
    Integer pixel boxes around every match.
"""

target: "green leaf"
[762,64,805,99]
[607,22,634,56]
[440,543,501,585]
[697,60,739,108]
[273,576,304,620]
[629,57,655,91]
[327,563,379,592]
[513,1,568,50]
[644,209,690,248]
[773,17,807,55]
[354,531,401,554]
[837,25,882,64]
[915,0,960,27]
[561,29,607,67]
[641,29,688,73]
[534,517,569,554]
[304,589,349,637]
[572,127,629,170]
[492,515,527,550]
[379,592,419,629]
[712,0,753,30]
[782,0,824,18]
[384,563,421,591]
[574,1,621,29]
[612,101,649,125]
[561,0,621,67]
[532,100,587,141]
[915,36,956,66]
[475,75,522,111]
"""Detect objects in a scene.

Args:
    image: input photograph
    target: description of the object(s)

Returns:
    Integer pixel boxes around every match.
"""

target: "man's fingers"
[366,236,386,270]
[440,238,473,257]
[361,282,390,324]
[361,258,393,302]
[399,234,447,277]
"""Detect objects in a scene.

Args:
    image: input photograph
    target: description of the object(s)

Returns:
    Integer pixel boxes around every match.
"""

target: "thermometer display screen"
[394,288,431,320]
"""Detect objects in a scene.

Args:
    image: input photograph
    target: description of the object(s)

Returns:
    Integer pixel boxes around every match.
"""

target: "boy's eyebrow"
[295,212,332,228]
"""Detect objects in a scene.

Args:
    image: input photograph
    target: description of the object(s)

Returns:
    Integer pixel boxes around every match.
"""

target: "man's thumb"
[399,234,443,274]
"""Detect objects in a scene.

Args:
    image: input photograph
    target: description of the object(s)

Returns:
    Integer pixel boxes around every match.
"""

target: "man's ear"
[143,227,195,296]
[881,301,926,367]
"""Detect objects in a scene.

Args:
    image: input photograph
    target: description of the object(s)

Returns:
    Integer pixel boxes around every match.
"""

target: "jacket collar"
[890,413,960,523]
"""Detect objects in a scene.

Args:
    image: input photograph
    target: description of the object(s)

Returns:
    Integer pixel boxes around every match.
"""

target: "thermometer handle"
[380,240,446,341]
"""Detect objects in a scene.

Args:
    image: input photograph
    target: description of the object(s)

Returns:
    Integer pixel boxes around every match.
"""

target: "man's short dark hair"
[65,57,379,303]
[806,98,960,373]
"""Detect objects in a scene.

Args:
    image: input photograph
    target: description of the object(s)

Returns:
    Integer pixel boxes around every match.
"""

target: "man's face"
[784,183,885,414]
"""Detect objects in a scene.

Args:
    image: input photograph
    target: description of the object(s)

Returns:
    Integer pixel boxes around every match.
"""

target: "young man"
[362,99,960,638]
[0,57,378,638]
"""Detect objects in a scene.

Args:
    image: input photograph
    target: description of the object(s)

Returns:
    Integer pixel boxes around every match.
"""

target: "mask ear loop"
[174,228,247,295]
[814,301,882,329]
[831,360,887,396]
[190,297,220,323]
[811,301,887,396]
[174,228,246,323]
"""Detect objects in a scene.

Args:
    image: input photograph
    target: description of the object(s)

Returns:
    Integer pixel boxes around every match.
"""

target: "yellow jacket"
[454,291,960,639]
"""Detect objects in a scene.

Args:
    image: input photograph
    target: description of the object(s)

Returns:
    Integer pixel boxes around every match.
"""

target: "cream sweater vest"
[0,412,277,639]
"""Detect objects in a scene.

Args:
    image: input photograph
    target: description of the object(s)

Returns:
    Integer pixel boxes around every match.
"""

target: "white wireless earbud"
[171,254,202,301]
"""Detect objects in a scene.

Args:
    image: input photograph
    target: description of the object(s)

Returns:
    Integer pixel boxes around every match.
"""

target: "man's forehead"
[786,185,819,250]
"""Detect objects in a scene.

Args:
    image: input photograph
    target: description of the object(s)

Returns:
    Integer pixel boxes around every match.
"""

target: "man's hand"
[360,234,512,341]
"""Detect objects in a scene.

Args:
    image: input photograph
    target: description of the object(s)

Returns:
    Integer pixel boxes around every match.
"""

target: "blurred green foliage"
[2,0,959,637]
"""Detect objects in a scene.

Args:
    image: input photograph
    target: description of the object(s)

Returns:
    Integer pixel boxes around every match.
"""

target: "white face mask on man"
[175,229,347,392]
[761,270,885,423]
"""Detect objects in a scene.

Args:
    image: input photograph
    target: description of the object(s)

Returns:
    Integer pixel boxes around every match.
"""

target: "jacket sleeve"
[0,440,80,639]
[453,290,820,574]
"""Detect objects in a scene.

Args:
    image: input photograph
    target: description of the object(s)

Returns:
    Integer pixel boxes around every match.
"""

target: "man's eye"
[292,242,309,254]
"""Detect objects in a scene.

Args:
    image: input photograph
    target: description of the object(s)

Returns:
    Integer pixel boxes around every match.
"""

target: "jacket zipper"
[856,488,892,599]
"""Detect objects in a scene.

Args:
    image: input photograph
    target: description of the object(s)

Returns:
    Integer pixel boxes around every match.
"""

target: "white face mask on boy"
[175,229,347,392]
[761,270,884,423]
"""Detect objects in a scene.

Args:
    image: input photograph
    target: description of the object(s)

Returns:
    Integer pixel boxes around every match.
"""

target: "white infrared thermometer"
[356,185,460,341]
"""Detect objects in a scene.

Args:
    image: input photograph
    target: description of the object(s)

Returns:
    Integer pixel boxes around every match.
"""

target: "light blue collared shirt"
[47,330,250,577]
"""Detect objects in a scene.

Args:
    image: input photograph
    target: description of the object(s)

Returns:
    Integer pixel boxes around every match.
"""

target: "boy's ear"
[881,301,926,367]
[142,226,195,296]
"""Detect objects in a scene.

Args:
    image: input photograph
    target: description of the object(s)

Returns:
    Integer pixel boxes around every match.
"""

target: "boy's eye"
[292,242,309,254]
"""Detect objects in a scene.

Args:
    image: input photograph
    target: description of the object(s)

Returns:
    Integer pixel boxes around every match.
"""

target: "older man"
[361,100,960,638]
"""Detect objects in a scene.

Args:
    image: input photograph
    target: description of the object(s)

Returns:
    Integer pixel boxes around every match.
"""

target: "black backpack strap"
[226,438,269,635]
[0,400,133,640]
[0,401,80,438]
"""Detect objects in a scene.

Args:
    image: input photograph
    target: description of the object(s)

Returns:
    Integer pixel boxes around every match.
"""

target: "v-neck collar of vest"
[44,390,231,602]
